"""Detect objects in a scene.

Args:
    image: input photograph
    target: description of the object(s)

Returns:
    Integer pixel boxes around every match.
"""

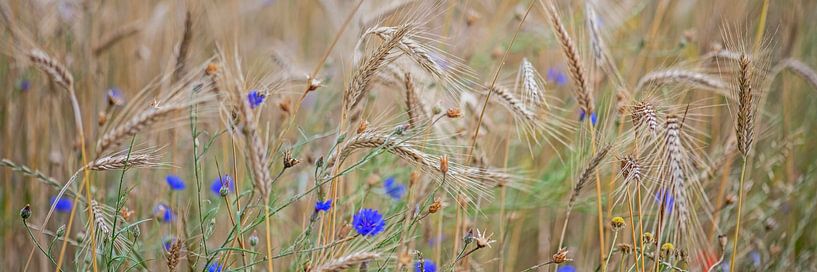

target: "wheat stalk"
[775,58,817,91]
[96,105,186,154]
[28,49,73,90]
[543,1,593,116]
[736,54,755,155]
[345,25,410,112]
[636,69,728,92]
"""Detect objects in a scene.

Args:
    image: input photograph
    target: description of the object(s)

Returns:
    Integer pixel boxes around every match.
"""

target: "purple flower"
[579,110,597,126]
[415,259,437,272]
[107,88,125,106]
[547,67,568,86]
[383,177,406,200]
[352,208,386,236]
[247,90,265,109]
[557,265,577,272]
[206,262,224,272]
[18,79,30,92]
[165,175,186,191]
[162,236,176,251]
[315,199,332,212]
[655,189,675,214]
[50,196,72,213]
[154,203,174,223]
[210,175,234,196]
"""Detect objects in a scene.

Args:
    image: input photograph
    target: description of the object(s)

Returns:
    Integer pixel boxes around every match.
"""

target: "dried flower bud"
[279,98,291,113]
[428,199,442,214]
[446,108,462,118]
[617,243,632,255]
[130,225,141,238]
[552,248,571,264]
[463,229,474,245]
[205,63,218,75]
[20,204,31,219]
[120,207,134,220]
[764,218,777,231]
[725,194,737,205]
[610,216,625,230]
[98,111,108,126]
[431,106,442,115]
[76,232,86,243]
[249,231,259,247]
[643,232,655,245]
[439,155,449,174]
[307,77,321,92]
[56,224,66,237]
[357,120,369,134]
[718,234,728,250]
[283,150,300,169]
[661,243,675,258]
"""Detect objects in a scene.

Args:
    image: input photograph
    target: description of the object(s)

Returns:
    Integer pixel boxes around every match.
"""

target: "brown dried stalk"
[544,1,593,116]
[316,252,380,272]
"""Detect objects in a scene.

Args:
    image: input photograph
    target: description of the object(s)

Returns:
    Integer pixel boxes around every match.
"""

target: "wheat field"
[1,0,816,271]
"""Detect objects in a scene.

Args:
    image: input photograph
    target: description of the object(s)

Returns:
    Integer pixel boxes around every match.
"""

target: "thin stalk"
[730,158,748,268]
[604,231,620,269]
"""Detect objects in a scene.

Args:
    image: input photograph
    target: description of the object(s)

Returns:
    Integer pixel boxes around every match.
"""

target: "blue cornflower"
[206,262,224,272]
[315,199,332,212]
[720,261,730,272]
[247,90,265,109]
[50,196,72,213]
[154,203,174,223]
[579,110,598,126]
[547,67,568,86]
[107,88,125,106]
[383,176,406,200]
[18,79,30,92]
[210,175,235,196]
[415,259,437,272]
[655,189,675,214]
[557,265,577,272]
[165,175,186,191]
[352,208,386,236]
[162,236,176,251]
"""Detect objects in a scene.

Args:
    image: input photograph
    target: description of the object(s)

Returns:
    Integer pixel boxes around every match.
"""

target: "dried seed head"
[736,54,756,156]
[307,77,322,92]
[357,120,369,134]
[431,106,442,115]
[620,155,642,183]
[205,63,218,75]
[725,194,737,205]
[474,228,495,248]
[610,216,625,230]
[98,111,108,126]
[617,243,632,255]
[718,234,728,250]
[661,243,675,258]
[20,204,31,219]
[279,98,291,113]
[552,248,571,264]
[283,149,300,169]
[446,107,462,118]
[428,199,442,214]
[398,250,411,266]
[439,155,449,174]
[249,231,259,247]
[643,232,655,245]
